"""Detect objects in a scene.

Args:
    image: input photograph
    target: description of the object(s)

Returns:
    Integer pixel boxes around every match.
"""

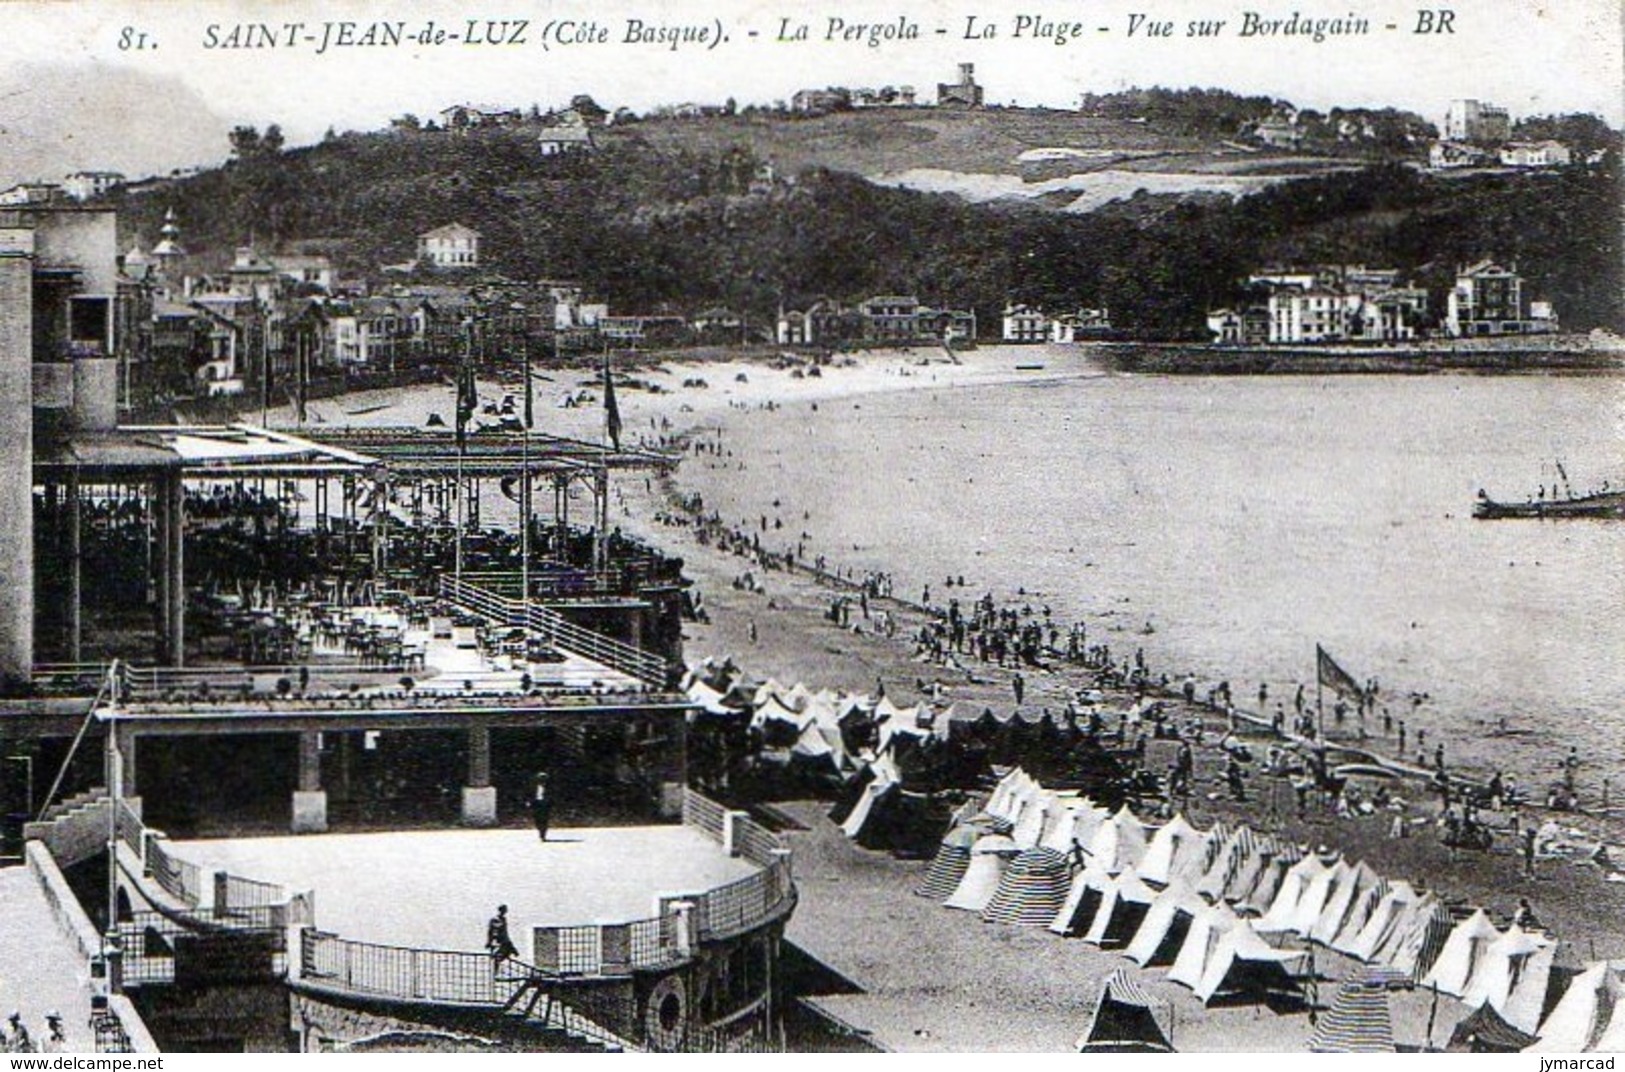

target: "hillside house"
[63,171,125,200]
[417,223,481,268]
[1499,140,1571,168]
[1446,260,1557,336]
[1002,305,1049,343]
[937,63,983,108]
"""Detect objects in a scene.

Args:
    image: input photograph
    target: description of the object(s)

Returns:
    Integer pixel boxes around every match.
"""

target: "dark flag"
[602,354,622,451]
[455,361,478,450]
[1316,645,1364,701]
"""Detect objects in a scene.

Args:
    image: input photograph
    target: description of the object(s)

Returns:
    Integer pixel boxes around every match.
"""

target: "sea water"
[684,362,1625,791]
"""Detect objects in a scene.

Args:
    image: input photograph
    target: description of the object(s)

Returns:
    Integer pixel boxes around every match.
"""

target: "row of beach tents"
[908,768,1621,1051]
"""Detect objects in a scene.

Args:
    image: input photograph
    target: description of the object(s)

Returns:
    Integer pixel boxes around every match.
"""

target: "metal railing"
[145,837,203,908]
[298,930,634,1051]
[439,575,668,685]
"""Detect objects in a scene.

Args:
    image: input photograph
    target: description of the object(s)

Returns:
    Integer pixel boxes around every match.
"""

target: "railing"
[682,791,728,841]
[145,837,203,908]
[298,930,635,1051]
[439,575,668,685]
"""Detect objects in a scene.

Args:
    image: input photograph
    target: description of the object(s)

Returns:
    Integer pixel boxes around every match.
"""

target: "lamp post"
[511,302,531,613]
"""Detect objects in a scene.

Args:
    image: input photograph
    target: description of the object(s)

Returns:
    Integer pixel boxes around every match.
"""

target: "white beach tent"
[1050,857,1114,936]
[1527,962,1619,1052]
[1167,901,1308,1005]
[1038,798,1101,856]
[1421,908,1503,998]
[944,834,1020,912]
[1289,855,1350,937]
[1082,866,1157,947]
[1461,924,1556,1034]
[1195,825,1257,903]
[1238,840,1301,914]
[1125,878,1208,967]
[1335,876,1410,959]
[1138,814,1205,888]
[1088,805,1150,876]
[1319,861,1386,950]
[839,775,895,839]
[1010,790,1057,849]
[1255,853,1329,933]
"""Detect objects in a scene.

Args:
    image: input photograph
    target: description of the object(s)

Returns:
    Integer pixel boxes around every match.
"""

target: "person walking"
[531,771,551,841]
[486,905,518,962]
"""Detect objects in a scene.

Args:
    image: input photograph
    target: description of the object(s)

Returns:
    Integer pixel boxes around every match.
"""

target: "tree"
[263,124,285,154]
[229,125,262,159]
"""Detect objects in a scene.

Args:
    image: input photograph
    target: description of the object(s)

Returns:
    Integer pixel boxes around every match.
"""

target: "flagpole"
[455,318,470,581]
[514,302,530,612]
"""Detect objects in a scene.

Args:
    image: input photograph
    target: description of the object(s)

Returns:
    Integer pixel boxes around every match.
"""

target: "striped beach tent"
[1421,908,1502,996]
[1138,814,1205,888]
[1083,867,1157,947]
[1308,975,1396,1052]
[982,846,1073,926]
[1462,924,1556,1033]
[915,824,980,899]
[1077,969,1174,1053]
[1345,880,1420,962]
[1381,896,1454,980]
[1529,962,1625,1052]
[944,834,1020,912]
[1238,839,1301,914]
[1195,825,1253,902]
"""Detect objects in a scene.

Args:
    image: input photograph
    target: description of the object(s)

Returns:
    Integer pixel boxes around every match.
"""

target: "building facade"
[417,223,481,268]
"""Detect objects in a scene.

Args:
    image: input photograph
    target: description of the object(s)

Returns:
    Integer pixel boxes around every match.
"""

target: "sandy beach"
[273,345,1625,1049]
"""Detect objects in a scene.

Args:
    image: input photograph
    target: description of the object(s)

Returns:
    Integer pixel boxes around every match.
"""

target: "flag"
[1316,645,1364,701]
[455,360,478,450]
[602,354,622,451]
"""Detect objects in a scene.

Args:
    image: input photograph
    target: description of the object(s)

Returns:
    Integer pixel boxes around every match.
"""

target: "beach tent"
[1322,862,1387,951]
[1308,975,1396,1052]
[982,846,1073,927]
[944,834,1020,912]
[1038,799,1098,856]
[1088,805,1150,876]
[1421,908,1503,998]
[1125,878,1207,967]
[1010,790,1056,849]
[1290,855,1351,937]
[1447,1002,1537,1053]
[1050,858,1115,936]
[1083,867,1157,947]
[1256,853,1329,933]
[1308,859,1380,945]
[1076,969,1175,1053]
[1340,879,1417,960]
[1461,924,1556,1033]
[1529,962,1625,1052]
[685,679,736,716]
[1139,814,1205,888]
[1168,902,1307,1005]
[1381,896,1454,981]
[839,776,896,839]
[1196,825,1258,903]
[915,824,979,899]
[1238,840,1300,914]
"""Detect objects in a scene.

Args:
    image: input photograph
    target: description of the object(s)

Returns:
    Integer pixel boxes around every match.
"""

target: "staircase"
[23,788,113,868]
[494,977,630,1052]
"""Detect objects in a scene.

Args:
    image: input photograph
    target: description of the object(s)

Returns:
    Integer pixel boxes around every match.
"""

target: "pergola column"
[65,469,81,662]
[154,471,186,667]
[652,709,687,819]
[460,724,497,826]
[292,731,327,833]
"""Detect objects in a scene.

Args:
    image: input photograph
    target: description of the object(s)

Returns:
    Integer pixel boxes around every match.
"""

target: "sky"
[0,0,1620,180]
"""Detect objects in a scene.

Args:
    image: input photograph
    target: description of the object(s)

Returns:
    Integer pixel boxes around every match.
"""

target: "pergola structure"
[33,424,379,666]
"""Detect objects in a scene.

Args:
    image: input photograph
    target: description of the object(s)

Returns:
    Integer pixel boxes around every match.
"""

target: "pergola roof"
[291,426,676,478]
[34,423,381,482]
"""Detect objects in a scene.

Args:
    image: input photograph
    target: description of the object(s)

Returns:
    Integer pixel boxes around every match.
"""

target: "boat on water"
[1474,487,1625,520]
[1475,459,1624,519]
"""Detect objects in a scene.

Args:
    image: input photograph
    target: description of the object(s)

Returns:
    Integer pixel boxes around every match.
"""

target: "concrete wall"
[72,356,119,430]
[4,207,119,294]
[0,229,33,684]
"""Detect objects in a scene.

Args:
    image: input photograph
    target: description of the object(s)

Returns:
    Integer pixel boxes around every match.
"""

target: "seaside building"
[790,88,850,114]
[417,222,481,269]
[1429,141,1489,169]
[936,63,984,108]
[1051,308,1113,343]
[537,117,596,155]
[1445,260,1558,336]
[0,199,797,1053]
[63,171,126,201]
[1443,99,1511,145]
[1499,140,1572,168]
[1002,305,1049,343]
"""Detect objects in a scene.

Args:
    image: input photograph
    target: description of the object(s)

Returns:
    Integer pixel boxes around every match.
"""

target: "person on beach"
[1012,673,1025,706]
[487,905,518,962]
[530,772,551,841]
[1562,747,1581,793]
[1523,826,1538,879]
